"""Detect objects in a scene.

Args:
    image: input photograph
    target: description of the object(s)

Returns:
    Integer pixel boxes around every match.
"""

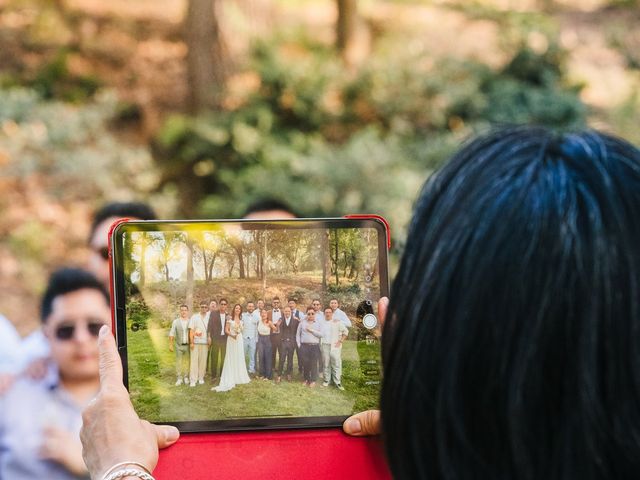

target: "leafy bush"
[154,35,586,245]
[127,298,151,331]
[328,283,362,295]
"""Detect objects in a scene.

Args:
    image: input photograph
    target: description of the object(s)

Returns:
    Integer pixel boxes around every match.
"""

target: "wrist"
[101,462,154,480]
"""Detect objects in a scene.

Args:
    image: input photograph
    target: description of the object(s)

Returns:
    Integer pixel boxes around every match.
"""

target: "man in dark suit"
[278,306,299,382]
[288,298,304,375]
[268,297,283,381]
[207,298,228,382]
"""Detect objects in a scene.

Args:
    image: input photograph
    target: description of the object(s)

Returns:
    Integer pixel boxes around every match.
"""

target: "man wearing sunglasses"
[0,267,110,479]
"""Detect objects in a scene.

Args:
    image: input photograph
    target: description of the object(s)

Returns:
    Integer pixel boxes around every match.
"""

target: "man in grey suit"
[207,298,228,382]
[168,304,191,385]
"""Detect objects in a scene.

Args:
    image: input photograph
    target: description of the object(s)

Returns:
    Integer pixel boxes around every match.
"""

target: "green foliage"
[328,283,362,295]
[155,35,586,244]
[127,298,151,331]
[31,50,101,103]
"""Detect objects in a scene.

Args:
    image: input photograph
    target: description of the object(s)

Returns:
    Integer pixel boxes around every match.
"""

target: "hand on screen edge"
[80,326,180,479]
[342,296,388,437]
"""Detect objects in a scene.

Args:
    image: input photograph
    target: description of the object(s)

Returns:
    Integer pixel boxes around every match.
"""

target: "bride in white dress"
[212,304,251,392]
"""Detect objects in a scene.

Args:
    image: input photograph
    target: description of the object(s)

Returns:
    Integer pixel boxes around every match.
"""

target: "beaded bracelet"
[103,467,155,480]
[101,461,154,480]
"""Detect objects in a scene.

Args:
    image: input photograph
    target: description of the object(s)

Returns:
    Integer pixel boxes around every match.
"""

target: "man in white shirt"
[188,302,210,386]
[322,308,348,390]
[329,299,352,328]
[168,305,190,385]
[242,302,261,375]
[312,299,325,376]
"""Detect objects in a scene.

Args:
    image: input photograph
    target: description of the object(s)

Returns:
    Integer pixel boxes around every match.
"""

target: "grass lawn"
[127,328,381,424]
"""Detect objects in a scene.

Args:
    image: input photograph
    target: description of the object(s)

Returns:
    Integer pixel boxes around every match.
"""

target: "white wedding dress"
[213,320,251,392]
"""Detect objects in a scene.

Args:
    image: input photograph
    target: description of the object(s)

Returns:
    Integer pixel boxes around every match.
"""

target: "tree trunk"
[186,239,194,309]
[139,233,147,287]
[334,231,340,286]
[336,0,357,55]
[232,245,245,279]
[262,233,268,293]
[202,248,209,281]
[184,0,228,112]
[207,252,217,281]
[321,230,328,290]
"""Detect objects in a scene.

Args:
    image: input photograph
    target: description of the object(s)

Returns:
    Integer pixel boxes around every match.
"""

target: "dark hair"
[219,298,228,304]
[232,304,243,319]
[288,298,297,303]
[272,296,280,301]
[381,126,640,479]
[242,198,298,218]
[89,202,156,243]
[306,306,315,314]
[180,304,189,309]
[41,268,110,323]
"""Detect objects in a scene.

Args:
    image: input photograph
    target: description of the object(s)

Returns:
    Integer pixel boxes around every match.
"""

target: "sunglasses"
[95,246,109,261]
[55,321,106,341]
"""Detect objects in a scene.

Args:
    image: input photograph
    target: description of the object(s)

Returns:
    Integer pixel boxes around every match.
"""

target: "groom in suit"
[207,298,228,382]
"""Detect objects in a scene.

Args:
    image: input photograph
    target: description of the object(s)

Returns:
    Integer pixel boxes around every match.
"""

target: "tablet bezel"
[110,217,389,433]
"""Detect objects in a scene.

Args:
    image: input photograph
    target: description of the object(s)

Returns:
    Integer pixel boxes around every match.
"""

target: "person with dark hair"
[207,298,228,382]
[329,298,351,328]
[242,198,298,220]
[296,307,323,387]
[311,299,325,377]
[256,309,276,380]
[88,201,156,288]
[278,306,299,382]
[187,302,209,387]
[168,305,190,386]
[288,298,304,375]
[1,268,110,479]
[267,297,283,381]
[241,302,260,375]
[80,126,640,480]
[321,307,348,390]
[212,304,250,392]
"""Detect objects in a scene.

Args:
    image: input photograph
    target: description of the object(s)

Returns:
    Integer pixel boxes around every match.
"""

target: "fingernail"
[345,418,361,434]
[165,427,179,443]
[99,325,110,338]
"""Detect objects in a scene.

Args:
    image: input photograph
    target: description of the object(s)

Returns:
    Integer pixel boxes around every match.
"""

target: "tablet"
[110,217,388,432]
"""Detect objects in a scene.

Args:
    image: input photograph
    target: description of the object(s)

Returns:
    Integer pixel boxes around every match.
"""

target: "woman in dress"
[212,304,250,392]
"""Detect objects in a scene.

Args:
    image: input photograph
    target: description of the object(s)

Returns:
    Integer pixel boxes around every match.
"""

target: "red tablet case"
[109,216,392,480]
[155,430,390,479]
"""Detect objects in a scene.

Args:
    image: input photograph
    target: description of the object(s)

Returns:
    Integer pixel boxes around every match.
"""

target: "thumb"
[98,325,123,390]
[343,409,381,437]
[154,424,180,449]
[378,297,389,328]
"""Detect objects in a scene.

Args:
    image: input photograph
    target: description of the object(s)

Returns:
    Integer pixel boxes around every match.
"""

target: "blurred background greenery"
[1,0,639,333]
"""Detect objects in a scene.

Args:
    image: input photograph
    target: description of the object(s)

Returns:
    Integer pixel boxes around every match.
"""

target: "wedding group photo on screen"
[121,225,383,424]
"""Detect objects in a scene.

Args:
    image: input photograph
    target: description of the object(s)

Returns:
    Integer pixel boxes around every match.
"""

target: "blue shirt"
[296,319,323,347]
[241,310,261,340]
[0,375,92,479]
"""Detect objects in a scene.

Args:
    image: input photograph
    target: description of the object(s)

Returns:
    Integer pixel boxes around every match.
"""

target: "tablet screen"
[111,219,387,432]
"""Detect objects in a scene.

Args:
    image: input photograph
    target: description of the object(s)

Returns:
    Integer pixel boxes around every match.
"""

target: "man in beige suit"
[168,305,190,386]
